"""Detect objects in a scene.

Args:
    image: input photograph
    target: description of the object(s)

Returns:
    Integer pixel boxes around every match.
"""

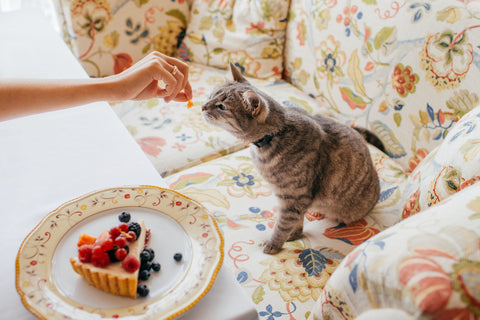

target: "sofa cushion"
[58,0,190,76]
[314,181,480,320]
[111,63,323,176]
[401,104,480,220]
[163,144,407,318]
[179,0,290,80]
[284,0,480,171]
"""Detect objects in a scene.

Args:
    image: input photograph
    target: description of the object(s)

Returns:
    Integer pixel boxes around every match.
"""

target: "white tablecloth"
[0,9,258,320]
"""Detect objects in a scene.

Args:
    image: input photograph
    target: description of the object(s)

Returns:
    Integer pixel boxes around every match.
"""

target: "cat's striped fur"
[202,63,383,254]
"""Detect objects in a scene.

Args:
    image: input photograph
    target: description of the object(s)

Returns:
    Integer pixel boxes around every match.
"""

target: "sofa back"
[284,0,480,171]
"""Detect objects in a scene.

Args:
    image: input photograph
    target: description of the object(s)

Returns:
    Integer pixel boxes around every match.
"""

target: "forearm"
[0,78,116,121]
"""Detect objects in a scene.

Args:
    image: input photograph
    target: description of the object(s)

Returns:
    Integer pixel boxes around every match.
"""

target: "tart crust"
[70,219,146,298]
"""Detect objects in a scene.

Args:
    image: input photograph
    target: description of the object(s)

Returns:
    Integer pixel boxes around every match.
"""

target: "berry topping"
[126,230,137,241]
[77,234,97,247]
[114,235,127,248]
[100,238,114,252]
[92,251,110,268]
[173,253,183,262]
[144,247,155,261]
[78,244,94,263]
[109,227,121,239]
[140,249,151,262]
[118,222,129,233]
[118,211,131,223]
[139,269,151,281]
[122,254,140,273]
[128,222,141,238]
[151,262,161,272]
[137,284,149,297]
[114,248,127,261]
[141,260,152,271]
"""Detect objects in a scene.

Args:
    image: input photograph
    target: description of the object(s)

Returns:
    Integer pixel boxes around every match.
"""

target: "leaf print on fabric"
[113,53,133,74]
[370,121,407,159]
[446,90,479,119]
[136,136,166,157]
[260,245,343,303]
[324,220,380,245]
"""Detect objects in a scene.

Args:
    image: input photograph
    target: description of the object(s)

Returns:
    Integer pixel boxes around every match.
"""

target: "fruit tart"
[70,212,150,298]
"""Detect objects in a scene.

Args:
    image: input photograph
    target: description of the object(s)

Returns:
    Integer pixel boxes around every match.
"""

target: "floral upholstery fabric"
[57,0,190,77]
[179,0,290,80]
[315,181,480,320]
[111,62,323,177]
[284,0,480,171]
[401,105,480,220]
[163,145,407,319]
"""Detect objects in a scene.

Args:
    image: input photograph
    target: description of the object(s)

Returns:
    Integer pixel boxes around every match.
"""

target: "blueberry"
[140,249,151,262]
[173,253,183,262]
[137,284,149,297]
[151,262,161,272]
[118,211,131,223]
[141,260,152,271]
[139,269,151,281]
[144,247,155,261]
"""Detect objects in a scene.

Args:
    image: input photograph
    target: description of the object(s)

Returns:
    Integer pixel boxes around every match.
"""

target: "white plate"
[16,186,224,319]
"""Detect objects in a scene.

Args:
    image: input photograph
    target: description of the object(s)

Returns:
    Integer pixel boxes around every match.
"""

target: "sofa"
[53,0,480,319]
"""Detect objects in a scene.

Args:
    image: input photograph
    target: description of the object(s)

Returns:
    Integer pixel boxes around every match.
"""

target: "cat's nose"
[201,105,207,112]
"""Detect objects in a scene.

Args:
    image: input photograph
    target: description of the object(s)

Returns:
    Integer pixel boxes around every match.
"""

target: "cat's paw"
[263,240,282,254]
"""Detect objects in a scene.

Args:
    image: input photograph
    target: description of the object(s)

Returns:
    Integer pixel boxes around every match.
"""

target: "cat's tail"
[353,127,386,153]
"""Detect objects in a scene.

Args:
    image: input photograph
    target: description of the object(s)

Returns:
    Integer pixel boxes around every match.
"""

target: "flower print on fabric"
[420,30,474,91]
[217,163,272,198]
[392,63,419,98]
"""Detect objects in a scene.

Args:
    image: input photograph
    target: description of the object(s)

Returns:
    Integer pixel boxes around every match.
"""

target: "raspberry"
[115,235,127,248]
[101,238,114,252]
[92,251,110,267]
[109,227,121,239]
[122,254,140,273]
[92,245,104,256]
[119,223,129,233]
[126,231,137,241]
[115,248,127,261]
[78,244,94,263]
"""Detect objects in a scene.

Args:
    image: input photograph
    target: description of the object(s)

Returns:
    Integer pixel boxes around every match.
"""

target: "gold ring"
[172,66,178,76]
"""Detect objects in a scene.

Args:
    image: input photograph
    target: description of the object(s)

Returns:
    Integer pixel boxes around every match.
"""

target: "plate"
[16,185,224,320]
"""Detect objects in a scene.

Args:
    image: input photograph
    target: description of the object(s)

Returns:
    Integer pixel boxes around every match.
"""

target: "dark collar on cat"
[252,127,286,148]
[252,133,275,148]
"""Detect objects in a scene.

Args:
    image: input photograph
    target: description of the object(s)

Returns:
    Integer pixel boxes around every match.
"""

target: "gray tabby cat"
[202,63,385,254]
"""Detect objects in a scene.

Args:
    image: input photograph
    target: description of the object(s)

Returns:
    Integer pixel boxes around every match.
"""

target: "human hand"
[108,51,193,103]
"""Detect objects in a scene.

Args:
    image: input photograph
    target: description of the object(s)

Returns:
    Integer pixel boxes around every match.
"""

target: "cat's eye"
[216,104,226,110]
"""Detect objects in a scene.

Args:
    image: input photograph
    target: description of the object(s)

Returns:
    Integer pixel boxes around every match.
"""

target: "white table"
[0,9,258,320]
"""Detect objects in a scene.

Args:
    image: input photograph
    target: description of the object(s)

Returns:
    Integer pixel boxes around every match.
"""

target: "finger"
[183,81,193,100]
[164,65,184,102]
[170,92,189,102]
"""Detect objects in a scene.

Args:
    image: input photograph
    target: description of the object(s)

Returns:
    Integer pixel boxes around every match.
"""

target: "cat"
[201,62,385,254]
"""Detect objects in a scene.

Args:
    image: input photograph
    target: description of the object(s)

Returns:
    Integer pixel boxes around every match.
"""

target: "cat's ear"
[243,90,267,122]
[229,62,248,83]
